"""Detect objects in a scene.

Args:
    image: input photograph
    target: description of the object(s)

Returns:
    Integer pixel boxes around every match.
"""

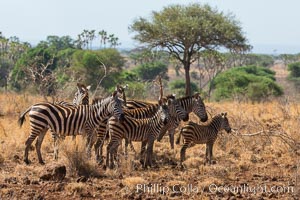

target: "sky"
[0,0,299,54]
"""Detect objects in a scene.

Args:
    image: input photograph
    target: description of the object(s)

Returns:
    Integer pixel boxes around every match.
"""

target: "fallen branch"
[231,128,298,152]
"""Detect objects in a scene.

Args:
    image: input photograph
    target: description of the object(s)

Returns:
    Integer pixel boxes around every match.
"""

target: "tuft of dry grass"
[122,176,147,189]
[61,138,101,178]
[65,182,87,194]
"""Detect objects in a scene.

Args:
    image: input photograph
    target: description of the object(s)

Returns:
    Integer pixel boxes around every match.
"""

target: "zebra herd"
[18,83,232,169]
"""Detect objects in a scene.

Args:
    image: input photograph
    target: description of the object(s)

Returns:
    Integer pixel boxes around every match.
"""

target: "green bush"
[211,65,283,102]
[133,61,168,81]
[169,79,199,97]
[288,62,300,78]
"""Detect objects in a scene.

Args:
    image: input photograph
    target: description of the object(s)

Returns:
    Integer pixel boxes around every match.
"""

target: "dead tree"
[24,55,56,102]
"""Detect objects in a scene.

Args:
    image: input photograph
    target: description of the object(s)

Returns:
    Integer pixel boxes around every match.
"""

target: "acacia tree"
[129,3,251,95]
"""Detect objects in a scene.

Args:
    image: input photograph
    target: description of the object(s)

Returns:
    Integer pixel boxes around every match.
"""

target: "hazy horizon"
[1,0,299,54]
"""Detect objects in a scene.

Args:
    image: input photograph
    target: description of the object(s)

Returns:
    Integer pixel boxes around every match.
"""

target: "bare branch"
[92,58,107,99]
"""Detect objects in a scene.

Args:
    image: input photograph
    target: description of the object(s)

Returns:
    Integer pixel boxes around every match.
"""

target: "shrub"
[212,65,283,102]
[169,79,199,97]
[133,61,168,81]
[288,62,300,78]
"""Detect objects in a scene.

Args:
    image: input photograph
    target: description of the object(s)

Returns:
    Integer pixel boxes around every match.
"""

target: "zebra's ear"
[221,112,227,118]
[112,90,118,97]
[158,98,167,106]
[167,98,173,105]
[193,93,200,98]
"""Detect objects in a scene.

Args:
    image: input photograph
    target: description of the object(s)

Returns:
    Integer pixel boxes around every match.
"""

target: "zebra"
[53,83,91,160]
[124,93,208,150]
[106,99,170,169]
[93,94,189,164]
[18,89,125,164]
[176,112,231,167]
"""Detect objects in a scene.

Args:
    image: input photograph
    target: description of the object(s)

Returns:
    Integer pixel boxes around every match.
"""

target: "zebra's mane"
[177,96,192,101]
[91,96,113,105]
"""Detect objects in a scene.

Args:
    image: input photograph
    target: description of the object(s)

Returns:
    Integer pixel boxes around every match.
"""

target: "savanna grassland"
[0,92,299,200]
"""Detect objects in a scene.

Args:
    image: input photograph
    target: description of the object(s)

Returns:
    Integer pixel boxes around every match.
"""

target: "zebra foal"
[176,112,231,166]
[18,89,124,164]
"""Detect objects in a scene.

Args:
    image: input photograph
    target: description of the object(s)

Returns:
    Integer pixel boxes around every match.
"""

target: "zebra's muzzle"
[118,113,125,123]
[200,115,208,122]
[183,115,189,122]
[163,118,168,125]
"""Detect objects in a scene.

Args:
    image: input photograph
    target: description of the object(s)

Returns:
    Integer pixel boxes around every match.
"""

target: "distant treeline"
[0,32,300,102]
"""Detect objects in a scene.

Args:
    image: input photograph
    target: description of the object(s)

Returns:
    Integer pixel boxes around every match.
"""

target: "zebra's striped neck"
[178,96,193,113]
[90,97,114,120]
[208,115,223,133]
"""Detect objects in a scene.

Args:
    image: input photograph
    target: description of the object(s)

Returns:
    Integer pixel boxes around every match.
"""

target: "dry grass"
[0,92,299,199]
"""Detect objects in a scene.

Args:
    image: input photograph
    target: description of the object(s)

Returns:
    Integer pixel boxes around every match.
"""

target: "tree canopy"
[130,3,251,95]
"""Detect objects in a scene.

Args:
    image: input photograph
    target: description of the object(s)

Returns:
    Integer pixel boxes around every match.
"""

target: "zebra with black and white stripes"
[106,99,170,169]
[176,113,231,166]
[124,93,209,149]
[53,83,91,160]
[18,89,125,164]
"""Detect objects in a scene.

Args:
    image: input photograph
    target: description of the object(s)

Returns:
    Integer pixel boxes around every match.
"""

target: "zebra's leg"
[206,143,213,165]
[205,144,209,164]
[85,133,94,159]
[180,142,189,168]
[144,137,155,168]
[209,143,214,165]
[53,134,59,160]
[35,130,47,165]
[139,140,147,165]
[168,129,175,150]
[129,141,136,158]
[94,129,106,164]
[24,133,38,164]
[106,141,112,169]
[124,138,129,159]
[109,141,120,169]
[124,139,136,159]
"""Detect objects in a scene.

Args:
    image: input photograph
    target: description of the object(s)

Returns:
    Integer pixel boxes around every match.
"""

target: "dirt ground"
[0,63,300,199]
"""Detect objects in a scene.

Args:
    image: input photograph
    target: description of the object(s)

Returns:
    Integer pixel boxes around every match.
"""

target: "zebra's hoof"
[97,159,104,165]
[139,159,144,165]
[24,159,31,165]
[39,161,45,165]
[177,163,185,170]
[109,164,114,170]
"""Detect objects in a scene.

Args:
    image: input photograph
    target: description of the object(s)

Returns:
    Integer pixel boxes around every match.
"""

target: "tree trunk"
[184,63,191,96]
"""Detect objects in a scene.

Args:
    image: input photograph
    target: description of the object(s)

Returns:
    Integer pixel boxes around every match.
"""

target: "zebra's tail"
[18,106,31,127]
[176,128,183,145]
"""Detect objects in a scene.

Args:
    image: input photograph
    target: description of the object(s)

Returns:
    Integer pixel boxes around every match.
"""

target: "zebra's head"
[158,98,170,125]
[73,83,91,105]
[192,93,208,122]
[109,90,125,123]
[166,94,189,122]
[220,112,231,133]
